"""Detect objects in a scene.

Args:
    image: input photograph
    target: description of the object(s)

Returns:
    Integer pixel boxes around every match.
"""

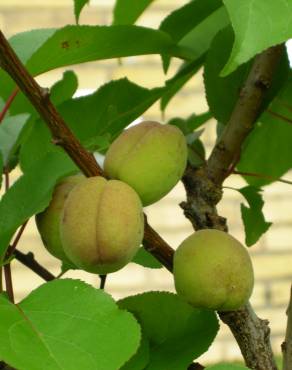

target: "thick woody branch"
[0,29,173,277]
[182,45,284,370]
[207,45,284,186]
[0,31,100,178]
[282,285,292,370]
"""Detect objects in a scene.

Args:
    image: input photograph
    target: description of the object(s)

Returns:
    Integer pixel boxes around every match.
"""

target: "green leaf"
[74,0,90,23]
[206,364,251,370]
[238,187,272,246]
[238,77,292,186]
[0,152,77,260]
[20,78,165,171]
[50,70,79,106]
[119,292,219,370]
[204,27,289,123]
[161,57,205,113]
[0,152,3,189]
[168,112,212,135]
[132,248,162,269]
[0,25,177,108]
[0,114,29,168]
[26,25,177,75]
[160,0,227,71]
[113,0,154,25]
[177,6,230,63]
[122,334,150,370]
[0,279,141,370]
[222,0,292,75]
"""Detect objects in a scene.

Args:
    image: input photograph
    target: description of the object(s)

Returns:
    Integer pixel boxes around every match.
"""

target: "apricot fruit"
[60,176,144,274]
[36,175,83,263]
[104,121,187,206]
[173,229,254,311]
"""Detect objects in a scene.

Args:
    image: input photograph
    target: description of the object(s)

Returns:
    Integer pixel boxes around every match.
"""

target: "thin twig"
[13,250,55,281]
[4,263,14,303]
[282,285,292,370]
[267,109,292,126]
[233,170,292,186]
[6,220,29,258]
[3,169,14,302]
[0,88,18,123]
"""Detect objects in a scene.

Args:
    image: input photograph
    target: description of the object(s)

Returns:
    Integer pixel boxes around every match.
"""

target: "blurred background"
[0,0,291,365]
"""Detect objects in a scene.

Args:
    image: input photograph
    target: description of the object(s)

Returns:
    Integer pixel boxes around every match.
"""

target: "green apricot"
[173,229,254,311]
[60,176,144,274]
[36,175,83,263]
[104,121,187,206]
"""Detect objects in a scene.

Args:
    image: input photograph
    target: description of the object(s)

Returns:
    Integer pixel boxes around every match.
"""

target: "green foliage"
[20,78,164,172]
[206,364,251,370]
[0,114,29,170]
[222,0,292,75]
[132,248,162,269]
[119,292,219,369]
[204,27,289,124]
[113,0,154,25]
[238,187,272,246]
[161,57,205,113]
[238,77,292,186]
[73,0,90,23]
[0,152,77,260]
[0,279,141,370]
[160,0,227,71]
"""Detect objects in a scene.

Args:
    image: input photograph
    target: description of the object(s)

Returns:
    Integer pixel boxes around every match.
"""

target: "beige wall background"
[1,0,292,365]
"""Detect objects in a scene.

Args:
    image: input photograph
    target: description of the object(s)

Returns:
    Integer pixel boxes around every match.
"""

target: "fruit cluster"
[36,120,254,311]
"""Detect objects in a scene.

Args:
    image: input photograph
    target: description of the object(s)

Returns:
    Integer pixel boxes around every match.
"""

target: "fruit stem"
[99,274,107,289]
[0,88,18,124]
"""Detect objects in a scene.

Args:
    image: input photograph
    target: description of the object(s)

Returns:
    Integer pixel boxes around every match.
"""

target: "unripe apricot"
[36,175,83,263]
[60,176,144,274]
[104,121,187,206]
[173,230,254,311]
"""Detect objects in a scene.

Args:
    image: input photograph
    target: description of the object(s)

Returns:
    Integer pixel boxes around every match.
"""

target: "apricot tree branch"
[207,44,284,186]
[13,249,55,281]
[182,45,284,370]
[0,28,174,278]
[282,285,292,370]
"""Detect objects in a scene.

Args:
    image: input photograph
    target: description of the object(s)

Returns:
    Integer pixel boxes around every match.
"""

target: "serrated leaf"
[161,57,205,113]
[50,70,79,106]
[204,27,290,123]
[238,187,272,246]
[206,364,250,370]
[0,279,141,370]
[238,76,292,186]
[74,0,90,23]
[20,79,165,171]
[0,25,178,110]
[119,292,219,370]
[113,0,154,25]
[222,0,292,75]
[122,334,150,370]
[132,248,162,269]
[26,25,177,75]
[159,0,225,71]
[0,152,77,260]
[0,114,29,167]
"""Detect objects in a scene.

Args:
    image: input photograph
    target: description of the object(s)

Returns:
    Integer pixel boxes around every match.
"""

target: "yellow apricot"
[173,229,254,311]
[104,121,187,206]
[36,175,83,264]
[60,177,144,274]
